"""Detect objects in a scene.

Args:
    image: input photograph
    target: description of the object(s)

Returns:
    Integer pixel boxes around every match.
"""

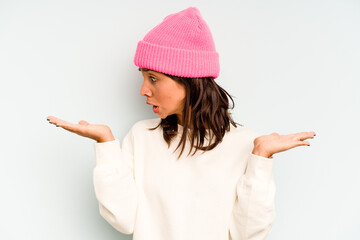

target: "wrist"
[97,135,115,143]
[252,148,272,159]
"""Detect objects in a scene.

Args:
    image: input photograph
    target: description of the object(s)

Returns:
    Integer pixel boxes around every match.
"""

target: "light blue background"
[1,0,359,239]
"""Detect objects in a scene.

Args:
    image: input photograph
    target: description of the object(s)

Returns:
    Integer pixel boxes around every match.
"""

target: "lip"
[146,101,157,106]
[146,101,160,114]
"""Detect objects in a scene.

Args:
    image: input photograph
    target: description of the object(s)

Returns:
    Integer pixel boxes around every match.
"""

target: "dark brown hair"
[140,68,240,159]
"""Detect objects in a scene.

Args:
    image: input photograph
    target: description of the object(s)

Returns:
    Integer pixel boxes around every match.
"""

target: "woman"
[46,7,315,240]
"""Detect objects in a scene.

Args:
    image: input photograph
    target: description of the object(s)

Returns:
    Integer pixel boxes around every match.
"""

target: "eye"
[150,76,157,82]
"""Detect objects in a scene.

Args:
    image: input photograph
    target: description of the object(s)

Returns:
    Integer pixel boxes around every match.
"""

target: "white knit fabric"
[93,118,276,240]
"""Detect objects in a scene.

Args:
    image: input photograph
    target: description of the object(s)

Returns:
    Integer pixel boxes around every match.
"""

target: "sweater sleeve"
[92,128,137,235]
[228,152,276,240]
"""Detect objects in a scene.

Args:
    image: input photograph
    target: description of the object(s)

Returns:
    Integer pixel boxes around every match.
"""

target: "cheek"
[175,88,186,103]
[167,90,185,105]
[156,83,185,108]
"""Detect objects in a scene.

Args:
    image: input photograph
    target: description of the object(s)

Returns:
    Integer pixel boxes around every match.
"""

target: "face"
[139,68,186,122]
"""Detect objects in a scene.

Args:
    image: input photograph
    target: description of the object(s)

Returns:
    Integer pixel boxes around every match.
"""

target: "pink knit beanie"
[134,7,220,79]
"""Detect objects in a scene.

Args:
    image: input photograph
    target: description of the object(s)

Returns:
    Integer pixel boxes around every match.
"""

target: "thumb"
[78,120,90,126]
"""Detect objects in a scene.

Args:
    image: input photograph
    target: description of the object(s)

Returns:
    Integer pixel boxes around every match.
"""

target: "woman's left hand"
[252,131,316,158]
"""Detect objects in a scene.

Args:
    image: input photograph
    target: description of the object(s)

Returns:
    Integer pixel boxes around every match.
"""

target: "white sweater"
[93,118,276,240]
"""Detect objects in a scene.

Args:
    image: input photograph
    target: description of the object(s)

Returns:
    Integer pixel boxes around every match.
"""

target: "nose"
[140,80,152,97]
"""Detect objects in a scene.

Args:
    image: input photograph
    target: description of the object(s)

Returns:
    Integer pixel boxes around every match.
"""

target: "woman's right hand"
[46,116,115,143]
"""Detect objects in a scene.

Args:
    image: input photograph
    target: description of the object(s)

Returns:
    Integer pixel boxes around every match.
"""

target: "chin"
[156,113,167,119]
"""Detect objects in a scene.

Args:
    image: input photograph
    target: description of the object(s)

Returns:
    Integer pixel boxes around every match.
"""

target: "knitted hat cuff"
[134,40,220,79]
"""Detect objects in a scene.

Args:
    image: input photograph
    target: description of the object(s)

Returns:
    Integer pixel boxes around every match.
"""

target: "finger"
[47,117,91,137]
[47,117,77,132]
[47,116,57,123]
[58,122,85,134]
[296,131,316,141]
[47,116,62,127]
[78,120,90,126]
[47,116,67,125]
[297,140,310,146]
[48,116,76,129]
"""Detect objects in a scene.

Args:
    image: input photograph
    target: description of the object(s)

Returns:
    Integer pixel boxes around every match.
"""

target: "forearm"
[229,153,276,239]
[93,139,137,234]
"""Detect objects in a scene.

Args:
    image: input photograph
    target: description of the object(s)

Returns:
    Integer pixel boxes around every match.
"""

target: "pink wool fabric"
[134,7,220,79]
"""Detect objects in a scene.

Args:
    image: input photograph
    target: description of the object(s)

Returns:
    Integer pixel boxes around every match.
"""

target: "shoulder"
[214,122,262,153]
[226,123,262,142]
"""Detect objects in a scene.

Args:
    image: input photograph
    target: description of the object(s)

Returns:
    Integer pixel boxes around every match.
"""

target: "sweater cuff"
[93,138,122,165]
[245,153,274,181]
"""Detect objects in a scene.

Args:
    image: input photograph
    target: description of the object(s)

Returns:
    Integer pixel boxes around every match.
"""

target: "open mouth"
[153,105,159,113]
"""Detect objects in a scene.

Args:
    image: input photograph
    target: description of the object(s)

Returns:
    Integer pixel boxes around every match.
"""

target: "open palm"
[46,116,114,142]
[253,131,316,158]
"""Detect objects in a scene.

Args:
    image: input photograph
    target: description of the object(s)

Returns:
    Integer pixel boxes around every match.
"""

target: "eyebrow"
[138,68,161,78]
[138,67,150,72]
